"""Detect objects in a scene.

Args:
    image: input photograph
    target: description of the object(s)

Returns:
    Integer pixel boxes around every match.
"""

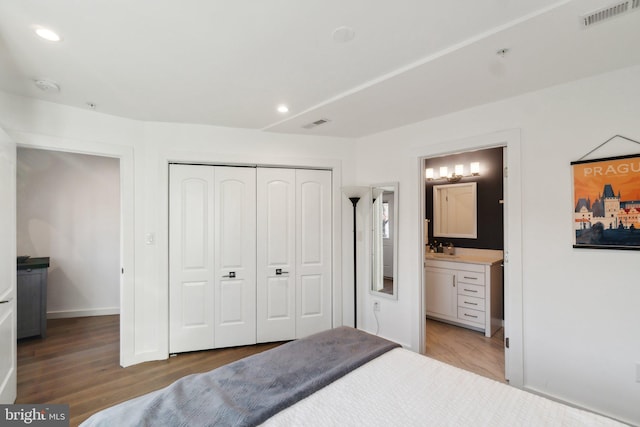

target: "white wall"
[355,64,640,425]
[2,63,638,423]
[16,148,120,318]
[0,92,357,366]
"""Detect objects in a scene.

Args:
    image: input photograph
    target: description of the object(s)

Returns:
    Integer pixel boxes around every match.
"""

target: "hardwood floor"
[425,318,505,382]
[17,315,505,426]
[16,315,283,426]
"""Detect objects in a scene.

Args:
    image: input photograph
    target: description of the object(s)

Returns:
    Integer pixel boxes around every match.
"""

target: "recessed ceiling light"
[34,27,61,42]
[277,105,289,113]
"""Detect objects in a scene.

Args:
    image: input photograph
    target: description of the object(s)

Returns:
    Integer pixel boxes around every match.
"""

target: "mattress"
[263,348,625,426]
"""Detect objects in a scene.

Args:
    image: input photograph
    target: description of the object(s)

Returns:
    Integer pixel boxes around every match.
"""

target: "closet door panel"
[300,274,322,316]
[256,168,296,342]
[169,165,215,353]
[214,167,257,347]
[296,169,332,338]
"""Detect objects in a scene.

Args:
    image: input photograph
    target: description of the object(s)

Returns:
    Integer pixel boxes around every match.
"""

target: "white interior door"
[296,169,332,338]
[214,167,257,348]
[257,168,296,342]
[169,164,215,353]
[0,130,16,403]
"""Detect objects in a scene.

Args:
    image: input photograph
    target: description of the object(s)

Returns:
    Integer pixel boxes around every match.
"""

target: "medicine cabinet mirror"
[433,182,477,239]
[371,182,398,299]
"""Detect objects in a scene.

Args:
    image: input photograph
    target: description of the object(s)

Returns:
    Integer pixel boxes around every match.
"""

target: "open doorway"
[15,148,121,369]
[421,146,506,381]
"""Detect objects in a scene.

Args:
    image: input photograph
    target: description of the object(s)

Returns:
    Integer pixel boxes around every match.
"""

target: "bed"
[81,327,626,426]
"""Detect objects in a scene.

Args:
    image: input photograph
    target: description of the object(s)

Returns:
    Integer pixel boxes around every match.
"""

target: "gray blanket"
[81,327,400,427]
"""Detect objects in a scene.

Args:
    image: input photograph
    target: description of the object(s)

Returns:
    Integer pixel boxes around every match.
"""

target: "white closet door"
[256,168,296,342]
[169,164,215,353]
[296,169,332,338]
[214,167,257,348]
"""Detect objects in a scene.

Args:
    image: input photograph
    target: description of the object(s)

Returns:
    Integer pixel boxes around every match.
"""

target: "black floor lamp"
[342,186,369,329]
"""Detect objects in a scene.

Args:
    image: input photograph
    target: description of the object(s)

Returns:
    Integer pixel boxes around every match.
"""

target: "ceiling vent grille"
[302,118,331,129]
[581,0,640,28]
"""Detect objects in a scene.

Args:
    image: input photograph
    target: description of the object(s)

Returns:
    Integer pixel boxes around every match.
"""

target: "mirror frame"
[433,182,477,239]
[370,182,399,299]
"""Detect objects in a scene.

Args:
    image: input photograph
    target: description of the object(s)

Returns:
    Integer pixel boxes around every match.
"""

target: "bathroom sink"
[426,253,459,259]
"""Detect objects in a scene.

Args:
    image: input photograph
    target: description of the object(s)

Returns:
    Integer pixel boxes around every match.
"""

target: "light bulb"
[425,168,434,179]
[470,162,480,175]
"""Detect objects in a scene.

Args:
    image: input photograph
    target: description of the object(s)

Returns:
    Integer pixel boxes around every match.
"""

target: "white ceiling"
[0,0,639,138]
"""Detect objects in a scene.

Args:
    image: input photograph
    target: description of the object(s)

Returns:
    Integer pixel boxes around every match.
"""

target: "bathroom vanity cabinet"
[425,254,502,337]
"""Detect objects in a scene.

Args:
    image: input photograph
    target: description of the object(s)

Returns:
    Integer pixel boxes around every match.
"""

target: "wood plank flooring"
[16,316,283,426]
[425,318,505,382]
[16,315,505,426]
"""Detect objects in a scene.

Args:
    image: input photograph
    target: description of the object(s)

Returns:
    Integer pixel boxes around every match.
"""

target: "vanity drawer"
[458,307,484,325]
[458,295,485,311]
[456,271,485,286]
[458,283,485,298]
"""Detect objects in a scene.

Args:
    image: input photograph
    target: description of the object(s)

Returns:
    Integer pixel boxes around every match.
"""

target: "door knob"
[0,298,13,304]
[222,272,236,278]
[275,269,289,275]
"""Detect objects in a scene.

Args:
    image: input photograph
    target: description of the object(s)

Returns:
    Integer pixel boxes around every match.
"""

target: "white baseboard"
[47,307,120,319]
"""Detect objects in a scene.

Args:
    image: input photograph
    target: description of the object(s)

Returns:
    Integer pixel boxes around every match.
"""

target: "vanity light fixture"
[425,162,481,182]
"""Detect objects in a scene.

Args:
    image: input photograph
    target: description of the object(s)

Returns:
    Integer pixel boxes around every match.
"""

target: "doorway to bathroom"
[421,145,506,381]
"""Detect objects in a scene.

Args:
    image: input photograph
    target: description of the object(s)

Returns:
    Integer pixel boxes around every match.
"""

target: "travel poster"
[572,154,640,249]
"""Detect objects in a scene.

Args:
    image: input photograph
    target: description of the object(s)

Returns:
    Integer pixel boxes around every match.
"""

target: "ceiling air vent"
[581,0,640,28]
[302,118,331,130]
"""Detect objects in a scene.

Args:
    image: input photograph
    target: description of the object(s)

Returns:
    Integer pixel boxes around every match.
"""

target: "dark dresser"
[17,257,50,339]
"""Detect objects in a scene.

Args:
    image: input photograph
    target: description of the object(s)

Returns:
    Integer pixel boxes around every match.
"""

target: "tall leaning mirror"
[371,182,398,299]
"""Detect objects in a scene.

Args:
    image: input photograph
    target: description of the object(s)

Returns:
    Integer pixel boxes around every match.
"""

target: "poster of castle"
[572,154,640,250]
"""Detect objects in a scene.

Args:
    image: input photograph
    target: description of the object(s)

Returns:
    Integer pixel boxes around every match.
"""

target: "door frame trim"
[416,129,523,387]
[9,130,134,367]
[160,151,344,360]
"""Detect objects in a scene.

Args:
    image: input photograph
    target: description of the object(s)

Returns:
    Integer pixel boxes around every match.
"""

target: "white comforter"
[263,348,625,426]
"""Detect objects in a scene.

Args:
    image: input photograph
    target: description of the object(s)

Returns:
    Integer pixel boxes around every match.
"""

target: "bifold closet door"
[169,164,215,353]
[213,166,256,348]
[169,165,256,353]
[257,168,332,342]
[256,168,296,342]
[295,169,332,338]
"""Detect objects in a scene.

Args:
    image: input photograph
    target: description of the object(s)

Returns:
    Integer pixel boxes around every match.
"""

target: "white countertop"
[425,248,503,265]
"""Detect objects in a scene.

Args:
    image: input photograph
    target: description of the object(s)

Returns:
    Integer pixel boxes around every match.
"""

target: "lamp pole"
[349,196,360,328]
